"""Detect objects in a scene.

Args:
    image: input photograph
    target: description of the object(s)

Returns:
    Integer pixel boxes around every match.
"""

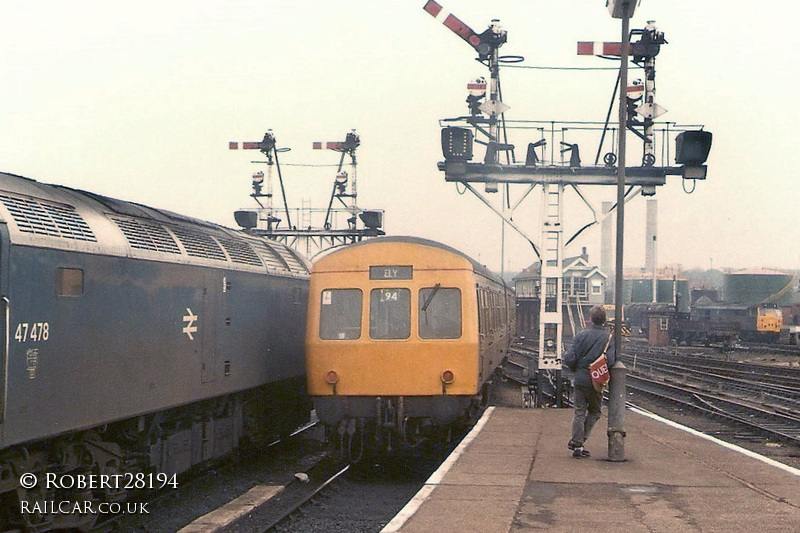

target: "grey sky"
[1,1,796,273]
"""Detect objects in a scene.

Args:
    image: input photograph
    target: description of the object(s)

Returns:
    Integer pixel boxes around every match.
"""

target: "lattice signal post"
[229,130,384,257]
[425,1,712,397]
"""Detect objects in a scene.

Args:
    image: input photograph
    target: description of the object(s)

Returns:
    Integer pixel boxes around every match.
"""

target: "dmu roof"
[315,235,504,286]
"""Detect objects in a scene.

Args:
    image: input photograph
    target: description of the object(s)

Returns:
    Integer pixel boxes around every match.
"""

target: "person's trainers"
[567,440,581,451]
[572,448,590,458]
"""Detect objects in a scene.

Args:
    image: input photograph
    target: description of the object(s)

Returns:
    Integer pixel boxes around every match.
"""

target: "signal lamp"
[441,370,455,384]
[325,371,339,385]
[607,0,637,19]
[259,132,276,153]
[359,210,383,230]
[441,127,473,161]
[234,210,258,229]
[343,131,360,151]
[675,130,712,166]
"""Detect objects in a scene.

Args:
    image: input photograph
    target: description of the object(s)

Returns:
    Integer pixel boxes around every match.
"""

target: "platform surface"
[385,407,800,532]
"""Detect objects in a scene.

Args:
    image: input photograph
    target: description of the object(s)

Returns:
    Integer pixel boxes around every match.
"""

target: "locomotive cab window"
[319,289,362,340]
[419,287,461,339]
[370,288,410,339]
[56,267,84,297]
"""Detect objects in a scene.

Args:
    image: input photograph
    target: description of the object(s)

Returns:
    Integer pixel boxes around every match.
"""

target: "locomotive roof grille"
[110,216,181,254]
[170,226,227,261]
[218,237,263,267]
[0,194,97,242]
[0,173,310,276]
[263,240,305,272]
[249,239,292,271]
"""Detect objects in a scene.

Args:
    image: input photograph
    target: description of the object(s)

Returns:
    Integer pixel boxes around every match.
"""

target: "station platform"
[382,406,800,532]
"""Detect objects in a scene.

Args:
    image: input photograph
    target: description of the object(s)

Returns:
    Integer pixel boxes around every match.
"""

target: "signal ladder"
[538,183,564,371]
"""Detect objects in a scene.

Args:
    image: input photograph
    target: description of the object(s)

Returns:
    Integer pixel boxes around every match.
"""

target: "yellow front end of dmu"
[305,237,512,444]
[307,240,481,397]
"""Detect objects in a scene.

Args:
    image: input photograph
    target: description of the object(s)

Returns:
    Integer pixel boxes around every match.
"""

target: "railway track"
[505,345,570,407]
[505,337,800,445]
[257,431,473,532]
[224,456,351,533]
[101,422,324,533]
[616,341,800,446]
[630,354,800,384]
[620,342,800,447]
[622,355,800,406]
[626,373,800,445]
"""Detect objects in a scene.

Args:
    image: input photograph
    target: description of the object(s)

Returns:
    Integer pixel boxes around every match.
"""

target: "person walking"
[563,305,615,458]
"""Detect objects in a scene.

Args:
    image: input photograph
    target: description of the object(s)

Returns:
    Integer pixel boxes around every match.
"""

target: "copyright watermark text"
[21,500,149,515]
[17,471,177,517]
[19,472,177,491]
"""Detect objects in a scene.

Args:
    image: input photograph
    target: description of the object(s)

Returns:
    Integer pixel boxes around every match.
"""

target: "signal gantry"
[229,130,384,257]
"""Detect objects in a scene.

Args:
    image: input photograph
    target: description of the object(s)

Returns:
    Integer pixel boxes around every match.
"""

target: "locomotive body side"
[0,173,310,531]
[1,245,308,448]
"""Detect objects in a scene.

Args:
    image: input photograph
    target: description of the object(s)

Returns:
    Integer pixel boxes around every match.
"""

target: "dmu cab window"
[419,287,461,339]
[319,289,362,340]
[370,288,410,339]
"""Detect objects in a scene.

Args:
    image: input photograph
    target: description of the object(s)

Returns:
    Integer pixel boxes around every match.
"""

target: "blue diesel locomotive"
[0,172,310,531]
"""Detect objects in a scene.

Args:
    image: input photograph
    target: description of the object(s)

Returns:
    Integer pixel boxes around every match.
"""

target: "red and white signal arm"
[423,0,481,50]
[467,77,486,97]
[577,41,622,56]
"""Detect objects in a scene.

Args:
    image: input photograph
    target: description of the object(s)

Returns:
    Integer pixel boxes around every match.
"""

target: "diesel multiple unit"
[305,236,514,456]
[0,172,310,531]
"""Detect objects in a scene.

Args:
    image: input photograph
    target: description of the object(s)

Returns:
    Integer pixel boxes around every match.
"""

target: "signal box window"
[56,267,84,297]
[320,289,362,340]
[370,288,410,339]
[419,287,461,339]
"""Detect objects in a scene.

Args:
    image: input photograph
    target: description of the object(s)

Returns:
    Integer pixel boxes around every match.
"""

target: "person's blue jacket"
[563,324,615,389]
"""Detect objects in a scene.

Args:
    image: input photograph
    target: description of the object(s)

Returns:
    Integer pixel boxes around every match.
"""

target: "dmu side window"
[477,289,485,335]
[319,289,362,340]
[370,288,410,340]
[419,287,461,339]
[56,268,84,297]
